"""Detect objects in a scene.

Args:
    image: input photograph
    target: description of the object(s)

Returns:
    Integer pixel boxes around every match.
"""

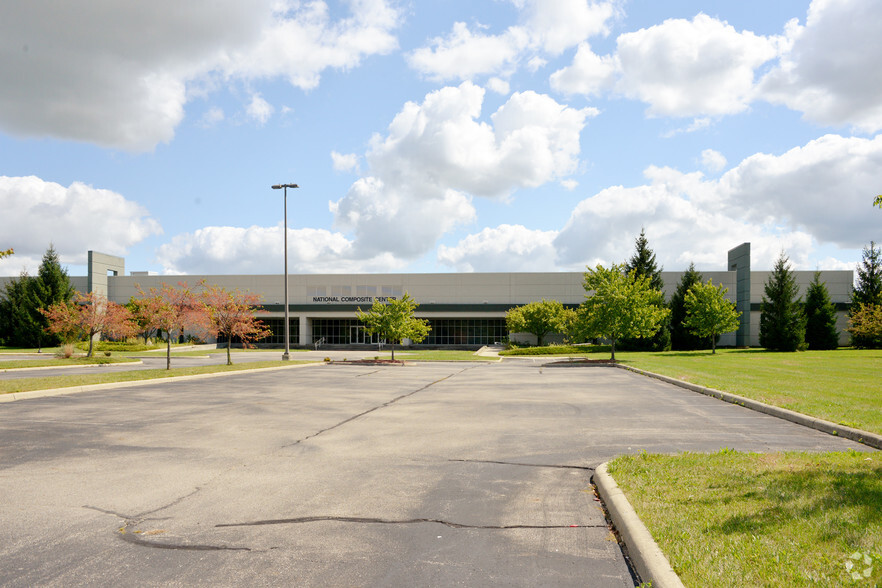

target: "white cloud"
[553,166,816,272]
[438,225,559,272]
[554,133,882,272]
[517,0,616,55]
[246,93,274,125]
[155,225,403,275]
[407,1,616,82]
[701,149,727,172]
[0,176,162,275]
[331,151,360,173]
[200,107,226,128]
[614,14,781,117]
[487,77,511,95]
[0,0,402,151]
[406,22,528,82]
[717,134,882,248]
[549,43,618,96]
[329,82,594,260]
[760,0,882,132]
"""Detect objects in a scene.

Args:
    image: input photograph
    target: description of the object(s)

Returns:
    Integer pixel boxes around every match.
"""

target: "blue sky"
[2,0,880,279]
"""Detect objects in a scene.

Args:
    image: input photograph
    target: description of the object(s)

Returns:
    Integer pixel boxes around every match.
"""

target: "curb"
[593,463,685,588]
[616,364,882,451]
[0,362,317,403]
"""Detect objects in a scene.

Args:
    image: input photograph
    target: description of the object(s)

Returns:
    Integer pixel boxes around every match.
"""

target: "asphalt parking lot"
[0,361,867,587]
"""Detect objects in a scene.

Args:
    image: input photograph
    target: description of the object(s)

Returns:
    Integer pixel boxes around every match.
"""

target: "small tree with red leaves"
[136,282,208,369]
[42,292,137,357]
[200,284,271,365]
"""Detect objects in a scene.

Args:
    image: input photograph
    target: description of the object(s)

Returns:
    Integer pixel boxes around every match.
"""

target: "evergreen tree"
[625,228,664,290]
[620,229,670,351]
[35,245,75,307]
[0,246,75,348]
[850,241,882,348]
[804,271,840,350]
[759,253,806,351]
[669,262,711,350]
[0,272,43,347]
[852,241,882,307]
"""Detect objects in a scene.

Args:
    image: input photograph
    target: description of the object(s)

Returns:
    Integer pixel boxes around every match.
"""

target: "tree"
[875,195,882,208]
[848,303,882,348]
[620,229,670,351]
[669,263,710,350]
[852,241,882,307]
[0,272,43,347]
[683,279,741,354]
[201,284,271,365]
[505,299,569,346]
[850,242,882,349]
[625,228,664,290]
[579,264,670,361]
[804,271,840,350]
[136,282,207,369]
[759,253,806,351]
[356,292,430,361]
[42,292,137,357]
[0,248,12,258]
[0,246,75,349]
[126,296,158,344]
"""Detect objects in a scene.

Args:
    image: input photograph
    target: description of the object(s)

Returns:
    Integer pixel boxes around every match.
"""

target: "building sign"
[311,296,398,304]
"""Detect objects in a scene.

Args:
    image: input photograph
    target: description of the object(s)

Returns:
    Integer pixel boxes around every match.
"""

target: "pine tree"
[804,271,840,350]
[850,241,882,348]
[0,272,43,347]
[35,245,75,307]
[759,253,806,351]
[0,246,75,348]
[852,241,882,307]
[669,263,711,350]
[625,228,664,290]
[620,229,670,351]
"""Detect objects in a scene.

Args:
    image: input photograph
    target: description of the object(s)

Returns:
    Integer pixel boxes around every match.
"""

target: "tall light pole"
[272,183,299,360]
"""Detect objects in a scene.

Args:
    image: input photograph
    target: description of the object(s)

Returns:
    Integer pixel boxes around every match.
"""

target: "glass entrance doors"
[350,325,383,345]
[350,325,367,344]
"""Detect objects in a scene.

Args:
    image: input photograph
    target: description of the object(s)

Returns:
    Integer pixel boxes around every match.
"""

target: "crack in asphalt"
[216,515,605,530]
[85,488,251,552]
[283,364,480,448]
[449,458,595,471]
[84,365,482,553]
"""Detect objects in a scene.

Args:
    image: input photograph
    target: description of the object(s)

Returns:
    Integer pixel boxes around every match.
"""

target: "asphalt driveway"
[0,361,867,586]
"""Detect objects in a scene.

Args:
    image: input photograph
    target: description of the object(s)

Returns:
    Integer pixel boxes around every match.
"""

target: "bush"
[55,343,75,359]
[499,344,610,356]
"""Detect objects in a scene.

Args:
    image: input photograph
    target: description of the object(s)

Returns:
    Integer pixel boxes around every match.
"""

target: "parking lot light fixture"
[272,183,299,360]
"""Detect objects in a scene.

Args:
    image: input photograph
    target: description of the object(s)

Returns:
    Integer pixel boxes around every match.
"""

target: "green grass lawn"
[617,348,882,436]
[607,450,882,587]
[0,360,312,395]
[0,356,140,370]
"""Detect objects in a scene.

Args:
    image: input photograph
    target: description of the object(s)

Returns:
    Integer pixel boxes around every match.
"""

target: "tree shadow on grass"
[706,463,882,546]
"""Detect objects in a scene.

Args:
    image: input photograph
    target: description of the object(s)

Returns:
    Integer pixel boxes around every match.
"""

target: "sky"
[2,0,881,280]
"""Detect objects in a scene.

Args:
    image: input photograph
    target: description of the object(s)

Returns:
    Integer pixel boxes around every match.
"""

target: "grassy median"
[0,361,312,395]
[617,348,882,436]
[607,449,882,587]
[0,357,140,369]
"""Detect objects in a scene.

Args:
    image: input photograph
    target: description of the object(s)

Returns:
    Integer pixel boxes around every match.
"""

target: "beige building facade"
[9,244,853,348]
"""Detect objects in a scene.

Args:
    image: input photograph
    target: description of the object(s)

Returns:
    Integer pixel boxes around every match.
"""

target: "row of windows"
[262,318,508,346]
[422,319,508,346]
[262,318,301,345]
